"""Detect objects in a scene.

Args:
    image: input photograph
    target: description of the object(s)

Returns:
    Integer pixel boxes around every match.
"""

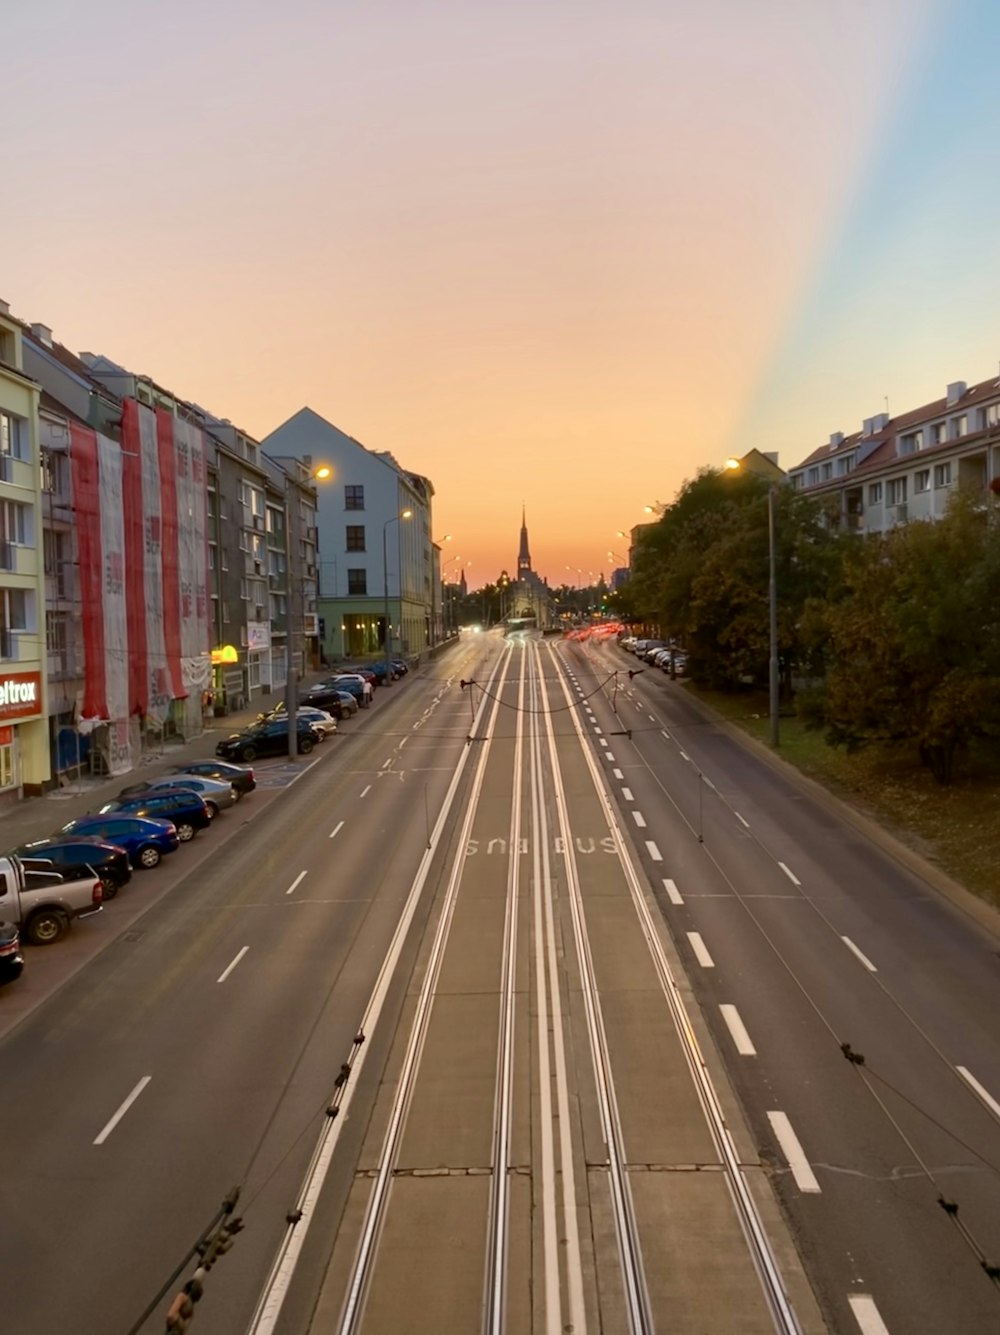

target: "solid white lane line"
[285,871,307,896]
[359,785,371,798]
[720,1004,757,1056]
[847,1293,891,1334]
[632,811,647,828]
[957,1066,1000,1121]
[93,1076,152,1145]
[329,820,345,840]
[735,811,750,828]
[217,947,249,983]
[663,878,683,905]
[842,936,877,972]
[612,768,623,779]
[645,841,662,862]
[679,748,690,760]
[621,787,634,801]
[778,861,801,885]
[687,932,715,968]
[767,1111,821,1193]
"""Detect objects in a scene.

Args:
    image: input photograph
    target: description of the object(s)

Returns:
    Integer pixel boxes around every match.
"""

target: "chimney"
[30,323,53,347]
[828,431,844,449]
[0,298,9,316]
[946,380,967,406]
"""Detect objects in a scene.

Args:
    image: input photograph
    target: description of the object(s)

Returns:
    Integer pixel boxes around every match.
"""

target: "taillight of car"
[0,937,19,956]
[92,881,103,904]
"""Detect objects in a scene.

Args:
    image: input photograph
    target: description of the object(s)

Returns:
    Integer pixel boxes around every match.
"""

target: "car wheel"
[298,737,314,754]
[231,787,242,803]
[175,822,195,842]
[242,745,257,762]
[137,844,161,869]
[205,802,219,819]
[27,909,69,945]
[99,874,119,901]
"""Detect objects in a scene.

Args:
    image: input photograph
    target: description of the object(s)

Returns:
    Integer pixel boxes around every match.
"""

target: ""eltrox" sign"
[0,671,42,722]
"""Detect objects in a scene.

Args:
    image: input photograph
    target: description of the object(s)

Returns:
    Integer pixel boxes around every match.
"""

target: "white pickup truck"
[0,854,103,945]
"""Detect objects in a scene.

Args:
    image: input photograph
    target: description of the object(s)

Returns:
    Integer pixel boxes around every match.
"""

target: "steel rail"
[337,646,515,1333]
[548,641,804,1335]
[535,641,653,1333]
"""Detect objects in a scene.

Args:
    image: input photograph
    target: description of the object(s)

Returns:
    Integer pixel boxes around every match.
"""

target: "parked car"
[117,773,237,815]
[321,675,374,707]
[325,690,359,719]
[168,759,256,800]
[0,921,24,982]
[216,716,318,762]
[365,661,396,685]
[58,815,180,869]
[0,854,103,945]
[14,836,133,901]
[341,666,380,688]
[265,706,338,739]
[99,791,212,842]
[390,659,409,676]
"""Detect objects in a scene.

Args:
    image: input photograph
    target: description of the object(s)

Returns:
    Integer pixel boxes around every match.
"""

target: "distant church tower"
[517,505,532,581]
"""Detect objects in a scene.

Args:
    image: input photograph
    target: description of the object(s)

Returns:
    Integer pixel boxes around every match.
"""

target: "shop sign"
[246,622,271,652]
[0,671,42,722]
[0,726,12,745]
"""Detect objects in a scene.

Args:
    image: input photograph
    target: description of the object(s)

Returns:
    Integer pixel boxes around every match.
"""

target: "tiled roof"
[791,370,1000,474]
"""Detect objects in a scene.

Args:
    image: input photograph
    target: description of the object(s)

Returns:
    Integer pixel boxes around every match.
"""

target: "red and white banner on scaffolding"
[69,401,210,743]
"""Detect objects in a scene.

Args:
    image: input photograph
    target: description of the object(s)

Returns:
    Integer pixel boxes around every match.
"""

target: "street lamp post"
[284,463,332,759]
[725,458,780,748]
[383,509,412,680]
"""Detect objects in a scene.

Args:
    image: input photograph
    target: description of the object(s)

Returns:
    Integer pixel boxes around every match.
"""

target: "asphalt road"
[3,631,998,1334]
[570,637,1000,1335]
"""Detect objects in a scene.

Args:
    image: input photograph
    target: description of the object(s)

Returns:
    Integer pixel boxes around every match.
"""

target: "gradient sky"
[7,0,997,587]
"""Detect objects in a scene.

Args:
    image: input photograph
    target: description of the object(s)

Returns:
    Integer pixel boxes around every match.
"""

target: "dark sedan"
[216,716,317,763]
[99,792,212,842]
[168,759,256,798]
[14,836,133,900]
[58,815,179,869]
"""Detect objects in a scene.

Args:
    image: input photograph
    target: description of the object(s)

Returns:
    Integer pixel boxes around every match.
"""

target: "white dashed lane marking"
[645,841,662,862]
[767,1111,821,1193]
[285,871,307,896]
[847,1294,890,1335]
[735,811,750,828]
[842,936,877,972]
[779,861,801,885]
[632,811,647,828]
[663,878,683,904]
[217,947,249,983]
[957,1066,1000,1121]
[687,932,714,967]
[621,787,634,801]
[359,785,371,798]
[329,821,345,839]
[93,1077,152,1146]
[720,1004,757,1056]
[612,768,623,779]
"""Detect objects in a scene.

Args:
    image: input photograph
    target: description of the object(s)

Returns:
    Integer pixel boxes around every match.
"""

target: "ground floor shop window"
[0,733,15,789]
[343,614,382,657]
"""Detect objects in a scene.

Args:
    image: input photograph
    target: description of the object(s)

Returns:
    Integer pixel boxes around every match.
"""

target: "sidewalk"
[0,683,327,852]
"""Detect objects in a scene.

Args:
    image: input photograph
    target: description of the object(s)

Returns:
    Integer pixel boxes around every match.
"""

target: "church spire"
[517,504,531,577]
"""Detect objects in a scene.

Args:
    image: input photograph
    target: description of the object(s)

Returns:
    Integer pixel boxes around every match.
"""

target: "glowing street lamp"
[384,508,413,678]
[285,461,333,758]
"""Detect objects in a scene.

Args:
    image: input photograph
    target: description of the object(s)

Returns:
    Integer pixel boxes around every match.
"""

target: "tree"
[807,492,1000,782]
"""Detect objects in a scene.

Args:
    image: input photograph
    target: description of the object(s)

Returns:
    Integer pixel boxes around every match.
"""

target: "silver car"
[136,773,238,816]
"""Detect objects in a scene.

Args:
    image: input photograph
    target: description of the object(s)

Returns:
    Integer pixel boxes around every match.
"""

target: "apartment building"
[789,370,1000,531]
[261,408,436,663]
[0,302,49,799]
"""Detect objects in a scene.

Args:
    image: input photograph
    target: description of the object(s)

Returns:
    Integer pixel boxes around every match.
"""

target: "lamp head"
[313,464,333,481]
[723,457,741,472]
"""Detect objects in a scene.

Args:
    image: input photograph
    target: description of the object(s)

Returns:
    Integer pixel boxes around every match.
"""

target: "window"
[347,568,367,595]
[932,422,947,445]
[986,403,1000,429]
[868,482,883,504]
[886,477,907,506]
[951,415,967,439]
[915,469,930,493]
[821,462,833,480]
[0,412,26,460]
[934,462,953,488]
[345,485,365,511]
[346,525,366,551]
[807,467,819,486]
[899,432,921,455]
[0,500,27,545]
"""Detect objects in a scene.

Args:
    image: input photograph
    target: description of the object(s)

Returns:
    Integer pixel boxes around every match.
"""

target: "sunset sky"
[7,0,998,587]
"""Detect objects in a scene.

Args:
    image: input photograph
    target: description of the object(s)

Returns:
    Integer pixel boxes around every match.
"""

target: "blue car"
[58,814,180,870]
[99,791,212,843]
